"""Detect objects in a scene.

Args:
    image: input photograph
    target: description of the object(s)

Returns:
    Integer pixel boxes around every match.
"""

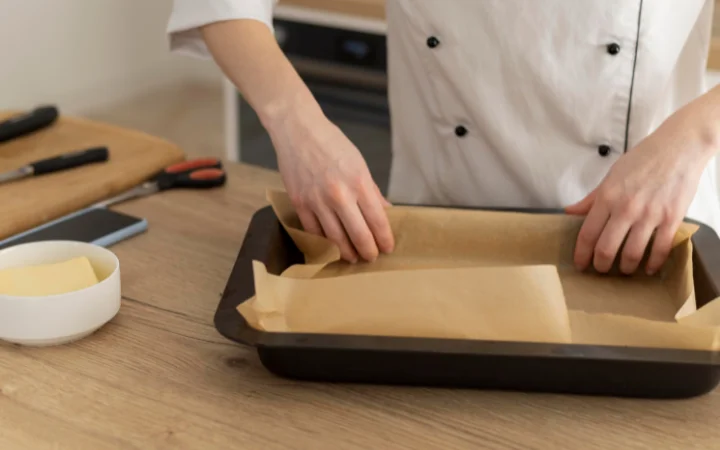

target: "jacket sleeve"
[167,0,277,58]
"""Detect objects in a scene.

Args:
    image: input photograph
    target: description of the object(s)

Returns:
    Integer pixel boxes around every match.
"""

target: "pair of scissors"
[96,158,226,208]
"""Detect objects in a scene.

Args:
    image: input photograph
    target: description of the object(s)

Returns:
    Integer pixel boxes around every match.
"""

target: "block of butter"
[0,257,100,297]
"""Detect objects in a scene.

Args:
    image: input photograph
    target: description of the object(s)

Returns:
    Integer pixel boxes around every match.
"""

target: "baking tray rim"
[215,204,720,367]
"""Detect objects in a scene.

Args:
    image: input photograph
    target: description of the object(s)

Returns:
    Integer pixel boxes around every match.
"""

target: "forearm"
[696,85,720,157]
[671,84,720,162]
[200,19,323,134]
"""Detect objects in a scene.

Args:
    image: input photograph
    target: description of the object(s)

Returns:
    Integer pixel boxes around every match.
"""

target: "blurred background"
[2,0,720,185]
[0,0,224,159]
[0,0,393,189]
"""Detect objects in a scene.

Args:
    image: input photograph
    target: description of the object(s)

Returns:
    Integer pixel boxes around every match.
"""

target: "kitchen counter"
[2,161,720,449]
[278,0,385,21]
[712,1,720,70]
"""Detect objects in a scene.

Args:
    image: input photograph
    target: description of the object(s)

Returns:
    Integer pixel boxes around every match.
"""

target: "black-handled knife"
[0,105,59,143]
[0,146,109,185]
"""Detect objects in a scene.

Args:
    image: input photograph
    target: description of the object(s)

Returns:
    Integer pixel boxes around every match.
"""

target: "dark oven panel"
[273,19,387,74]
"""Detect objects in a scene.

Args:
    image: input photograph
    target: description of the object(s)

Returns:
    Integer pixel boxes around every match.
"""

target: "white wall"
[0,0,220,115]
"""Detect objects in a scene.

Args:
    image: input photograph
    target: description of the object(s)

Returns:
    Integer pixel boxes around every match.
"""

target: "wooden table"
[1,163,719,450]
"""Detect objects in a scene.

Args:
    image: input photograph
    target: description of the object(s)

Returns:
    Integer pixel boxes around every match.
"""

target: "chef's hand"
[565,93,719,275]
[271,103,395,263]
[200,20,394,263]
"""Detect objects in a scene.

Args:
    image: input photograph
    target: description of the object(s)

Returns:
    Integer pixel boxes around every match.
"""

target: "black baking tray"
[215,205,720,398]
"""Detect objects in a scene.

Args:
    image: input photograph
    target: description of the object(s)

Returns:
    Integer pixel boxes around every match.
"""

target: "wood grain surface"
[0,112,184,240]
[711,0,720,70]
[1,163,720,449]
[278,0,385,20]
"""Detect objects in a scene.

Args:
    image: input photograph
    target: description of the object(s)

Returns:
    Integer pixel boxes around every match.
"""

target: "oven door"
[236,20,392,194]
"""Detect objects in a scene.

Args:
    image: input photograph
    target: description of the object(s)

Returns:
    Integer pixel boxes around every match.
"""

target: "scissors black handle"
[154,158,226,191]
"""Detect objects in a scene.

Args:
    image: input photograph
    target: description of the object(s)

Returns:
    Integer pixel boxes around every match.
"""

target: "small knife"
[0,106,59,143]
[0,146,110,185]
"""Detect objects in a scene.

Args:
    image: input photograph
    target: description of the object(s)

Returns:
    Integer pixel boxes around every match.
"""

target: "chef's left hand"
[565,94,719,275]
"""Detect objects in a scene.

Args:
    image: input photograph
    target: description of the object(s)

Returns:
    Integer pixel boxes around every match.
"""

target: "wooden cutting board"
[0,112,185,240]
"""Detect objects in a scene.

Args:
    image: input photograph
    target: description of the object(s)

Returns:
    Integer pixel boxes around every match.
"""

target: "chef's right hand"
[199,19,393,262]
[269,104,395,263]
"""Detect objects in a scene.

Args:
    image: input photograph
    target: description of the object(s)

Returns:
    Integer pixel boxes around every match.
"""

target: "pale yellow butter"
[0,257,100,297]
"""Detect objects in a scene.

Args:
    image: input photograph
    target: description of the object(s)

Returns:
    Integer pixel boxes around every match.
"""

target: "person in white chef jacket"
[168,0,720,276]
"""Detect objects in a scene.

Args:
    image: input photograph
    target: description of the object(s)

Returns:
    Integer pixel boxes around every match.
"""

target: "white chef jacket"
[168,0,720,233]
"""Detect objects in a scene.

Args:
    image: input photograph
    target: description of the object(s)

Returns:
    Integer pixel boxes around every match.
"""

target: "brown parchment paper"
[238,190,720,350]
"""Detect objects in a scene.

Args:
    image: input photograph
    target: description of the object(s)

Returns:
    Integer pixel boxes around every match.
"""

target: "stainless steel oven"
[234,17,392,193]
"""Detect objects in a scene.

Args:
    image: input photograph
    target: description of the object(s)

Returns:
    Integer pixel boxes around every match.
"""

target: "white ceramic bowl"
[0,241,121,346]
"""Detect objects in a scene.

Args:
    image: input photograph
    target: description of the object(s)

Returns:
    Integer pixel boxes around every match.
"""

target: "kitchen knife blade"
[0,166,32,184]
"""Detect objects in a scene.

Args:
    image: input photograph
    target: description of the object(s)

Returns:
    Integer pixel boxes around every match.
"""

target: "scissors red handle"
[164,158,222,174]
[155,158,227,190]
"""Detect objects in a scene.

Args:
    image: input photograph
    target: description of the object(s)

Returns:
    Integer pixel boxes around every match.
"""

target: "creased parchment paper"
[238,190,720,350]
